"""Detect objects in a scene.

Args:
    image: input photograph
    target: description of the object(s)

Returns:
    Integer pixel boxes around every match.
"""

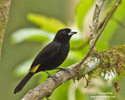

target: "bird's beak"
[68,30,77,36]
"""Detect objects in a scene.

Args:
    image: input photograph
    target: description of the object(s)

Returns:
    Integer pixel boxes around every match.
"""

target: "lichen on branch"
[22,0,122,99]
[22,45,125,100]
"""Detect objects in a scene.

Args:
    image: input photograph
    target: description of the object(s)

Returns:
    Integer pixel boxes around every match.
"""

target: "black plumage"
[14,28,77,94]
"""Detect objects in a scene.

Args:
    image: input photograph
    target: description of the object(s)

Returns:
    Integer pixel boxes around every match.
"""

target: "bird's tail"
[14,72,33,94]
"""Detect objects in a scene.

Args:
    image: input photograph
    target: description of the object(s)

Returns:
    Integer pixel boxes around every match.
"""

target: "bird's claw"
[56,67,71,74]
[45,70,58,82]
[49,75,58,82]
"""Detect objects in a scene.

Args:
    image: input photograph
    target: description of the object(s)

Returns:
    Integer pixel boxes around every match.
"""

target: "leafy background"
[0,0,125,100]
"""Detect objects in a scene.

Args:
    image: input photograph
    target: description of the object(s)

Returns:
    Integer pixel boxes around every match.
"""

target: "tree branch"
[22,45,125,100]
[0,0,11,59]
[22,0,121,99]
[90,0,105,50]
[79,0,121,67]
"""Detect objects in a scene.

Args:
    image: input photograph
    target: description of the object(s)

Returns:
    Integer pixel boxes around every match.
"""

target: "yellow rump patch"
[29,64,40,73]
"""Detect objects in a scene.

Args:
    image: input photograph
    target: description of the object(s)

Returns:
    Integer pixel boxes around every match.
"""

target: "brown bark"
[22,0,121,99]
[22,45,125,100]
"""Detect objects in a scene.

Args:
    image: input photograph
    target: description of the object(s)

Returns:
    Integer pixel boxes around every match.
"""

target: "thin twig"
[79,0,121,66]
[90,0,105,50]
[22,56,101,100]
[22,0,121,99]
[22,45,125,100]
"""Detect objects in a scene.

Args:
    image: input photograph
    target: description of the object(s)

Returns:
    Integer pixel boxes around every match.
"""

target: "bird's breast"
[52,43,69,65]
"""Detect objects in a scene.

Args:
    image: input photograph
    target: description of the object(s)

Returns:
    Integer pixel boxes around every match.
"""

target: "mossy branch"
[22,45,125,100]
[22,0,122,100]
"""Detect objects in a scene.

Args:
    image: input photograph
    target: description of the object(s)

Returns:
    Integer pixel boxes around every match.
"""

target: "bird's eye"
[63,31,66,34]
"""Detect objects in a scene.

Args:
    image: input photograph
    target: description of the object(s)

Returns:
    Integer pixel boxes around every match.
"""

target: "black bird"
[14,28,77,94]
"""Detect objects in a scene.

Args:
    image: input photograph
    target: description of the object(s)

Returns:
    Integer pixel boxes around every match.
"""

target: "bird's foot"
[49,75,57,82]
[56,67,71,74]
[45,70,58,82]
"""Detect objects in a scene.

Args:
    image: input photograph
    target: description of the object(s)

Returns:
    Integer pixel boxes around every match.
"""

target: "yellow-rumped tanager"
[14,28,77,94]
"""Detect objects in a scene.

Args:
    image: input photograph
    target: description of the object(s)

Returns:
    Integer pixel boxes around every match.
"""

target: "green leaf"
[13,59,32,77]
[10,28,54,44]
[76,0,94,29]
[70,39,88,50]
[27,13,67,33]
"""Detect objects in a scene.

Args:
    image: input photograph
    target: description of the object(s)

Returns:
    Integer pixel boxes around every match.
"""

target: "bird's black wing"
[29,41,60,72]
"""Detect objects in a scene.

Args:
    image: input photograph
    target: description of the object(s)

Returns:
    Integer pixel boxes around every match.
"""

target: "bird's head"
[53,28,77,42]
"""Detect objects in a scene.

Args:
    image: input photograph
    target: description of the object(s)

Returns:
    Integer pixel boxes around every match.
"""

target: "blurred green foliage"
[101,0,125,44]
[27,13,66,33]
[11,0,125,100]
[76,0,94,30]
[11,28,54,44]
